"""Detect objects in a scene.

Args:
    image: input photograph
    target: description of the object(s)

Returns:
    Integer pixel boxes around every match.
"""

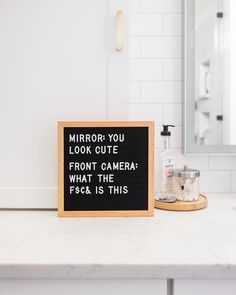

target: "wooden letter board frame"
[58,121,154,217]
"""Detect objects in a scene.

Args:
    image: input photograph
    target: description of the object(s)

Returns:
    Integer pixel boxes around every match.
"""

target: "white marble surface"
[0,193,236,279]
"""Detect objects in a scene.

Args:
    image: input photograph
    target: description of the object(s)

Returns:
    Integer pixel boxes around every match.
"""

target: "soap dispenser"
[157,125,176,195]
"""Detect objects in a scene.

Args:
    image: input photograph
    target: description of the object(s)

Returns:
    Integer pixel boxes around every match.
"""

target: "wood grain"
[154,194,208,211]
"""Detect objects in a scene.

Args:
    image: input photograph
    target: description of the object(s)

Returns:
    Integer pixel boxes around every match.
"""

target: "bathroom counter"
[0,193,236,279]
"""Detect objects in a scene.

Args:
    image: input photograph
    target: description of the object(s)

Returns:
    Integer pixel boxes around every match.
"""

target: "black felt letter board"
[58,122,154,217]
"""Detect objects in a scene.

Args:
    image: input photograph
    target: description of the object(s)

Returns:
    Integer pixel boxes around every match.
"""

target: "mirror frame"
[183,0,236,155]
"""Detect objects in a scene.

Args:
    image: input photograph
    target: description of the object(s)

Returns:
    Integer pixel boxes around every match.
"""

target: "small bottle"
[157,125,176,195]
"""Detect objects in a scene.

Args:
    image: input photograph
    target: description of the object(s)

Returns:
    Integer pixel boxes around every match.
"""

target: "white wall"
[128,0,236,193]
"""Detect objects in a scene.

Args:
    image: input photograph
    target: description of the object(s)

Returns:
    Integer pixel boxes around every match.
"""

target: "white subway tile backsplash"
[129,82,141,103]
[129,103,163,126]
[200,171,231,193]
[155,148,209,186]
[170,126,182,148]
[174,151,209,171]
[163,59,182,81]
[185,156,209,171]
[141,81,182,103]
[155,126,182,149]
[128,3,234,192]
[129,37,141,58]
[141,37,182,58]
[130,14,163,36]
[140,0,182,13]
[231,172,236,192]
[163,14,182,36]
[209,156,236,171]
[163,104,182,126]
[185,156,208,172]
[130,59,163,81]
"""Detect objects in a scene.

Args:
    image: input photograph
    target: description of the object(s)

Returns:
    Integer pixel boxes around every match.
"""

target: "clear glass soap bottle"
[157,125,176,194]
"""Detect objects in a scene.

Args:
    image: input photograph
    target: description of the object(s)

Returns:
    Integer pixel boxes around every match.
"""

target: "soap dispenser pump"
[158,125,176,194]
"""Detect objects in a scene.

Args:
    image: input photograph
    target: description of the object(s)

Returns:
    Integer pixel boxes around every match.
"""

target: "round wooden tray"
[154,194,208,211]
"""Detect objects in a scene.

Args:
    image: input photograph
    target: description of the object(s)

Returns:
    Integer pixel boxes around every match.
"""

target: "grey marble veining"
[0,193,236,279]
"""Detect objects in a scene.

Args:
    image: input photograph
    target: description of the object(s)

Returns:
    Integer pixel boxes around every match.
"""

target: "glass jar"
[173,165,200,201]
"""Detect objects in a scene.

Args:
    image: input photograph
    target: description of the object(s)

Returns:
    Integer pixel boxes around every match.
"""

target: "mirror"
[184,0,236,154]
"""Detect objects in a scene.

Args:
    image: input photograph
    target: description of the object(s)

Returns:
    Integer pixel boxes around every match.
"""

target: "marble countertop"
[0,193,236,279]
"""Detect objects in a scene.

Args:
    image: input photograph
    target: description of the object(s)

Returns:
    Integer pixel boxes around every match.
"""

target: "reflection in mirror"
[184,0,236,154]
[195,0,236,145]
